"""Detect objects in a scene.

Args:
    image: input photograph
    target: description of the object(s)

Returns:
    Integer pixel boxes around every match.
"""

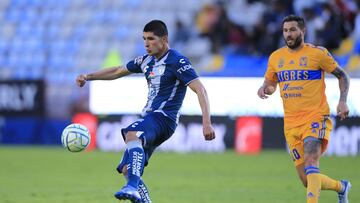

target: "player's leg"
[305,116,351,203]
[114,132,144,203]
[288,129,334,202]
[128,113,174,203]
[295,139,350,203]
[114,117,150,202]
[303,136,322,203]
[138,179,152,203]
[304,138,351,203]
[116,149,152,203]
[124,131,146,188]
[296,163,347,191]
[115,113,174,202]
[285,128,307,187]
[295,163,307,187]
[120,164,152,203]
[290,118,350,203]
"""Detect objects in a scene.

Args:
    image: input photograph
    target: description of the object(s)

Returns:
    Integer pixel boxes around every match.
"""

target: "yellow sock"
[307,173,321,203]
[319,174,342,192]
[305,166,321,203]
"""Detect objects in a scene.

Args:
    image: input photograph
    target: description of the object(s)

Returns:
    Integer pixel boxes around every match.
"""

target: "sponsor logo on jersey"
[144,60,157,79]
[145,63,165,79]
[299,56,308,67]
[177,64,192,74]
[289,60,295,65]
[311,122,320,129]
[144,65,155,79]
[311,122,319,133]
[282,83,304,91]
[148,71,155,79]
[278,58,284,68]
[134,56,144,65]
[283,83,290,91]
[277,70,321,82]
[283,93,302,99]
[179,58,186,64]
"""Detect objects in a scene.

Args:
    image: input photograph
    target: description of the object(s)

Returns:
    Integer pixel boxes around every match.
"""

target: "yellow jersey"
[265,43,338,129]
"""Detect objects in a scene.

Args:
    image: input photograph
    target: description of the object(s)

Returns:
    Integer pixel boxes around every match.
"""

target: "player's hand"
[257,86,268,99]
[337,101,349,121]
[76,74,87,87]
[203,124,215,141]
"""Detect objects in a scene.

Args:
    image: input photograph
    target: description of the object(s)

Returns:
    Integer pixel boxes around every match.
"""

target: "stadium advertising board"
[325,117,360,157]
[72,113,98,151]
[1,114,358,157]
[0,80,44,116]
[261,117,286,149]
[96,115,234,152]
[0,117,68,145]
[235,117,263,154]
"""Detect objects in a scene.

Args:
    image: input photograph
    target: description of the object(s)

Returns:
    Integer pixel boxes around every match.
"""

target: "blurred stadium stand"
[0,0,359,118]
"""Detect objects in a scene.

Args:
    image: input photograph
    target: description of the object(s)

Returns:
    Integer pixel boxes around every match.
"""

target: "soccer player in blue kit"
[76,20,216,203]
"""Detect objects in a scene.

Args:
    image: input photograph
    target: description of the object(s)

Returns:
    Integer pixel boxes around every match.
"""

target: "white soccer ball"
[61,123,91,152]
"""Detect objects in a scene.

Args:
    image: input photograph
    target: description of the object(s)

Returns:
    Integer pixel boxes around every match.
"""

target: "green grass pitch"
[0,147,358,203]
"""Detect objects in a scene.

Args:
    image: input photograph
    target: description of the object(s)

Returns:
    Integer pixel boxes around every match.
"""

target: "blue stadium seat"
[0,39,8,52]
[5,8,23,22]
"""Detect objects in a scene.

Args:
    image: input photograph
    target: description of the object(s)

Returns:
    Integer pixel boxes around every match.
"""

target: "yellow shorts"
[284,115,332,166]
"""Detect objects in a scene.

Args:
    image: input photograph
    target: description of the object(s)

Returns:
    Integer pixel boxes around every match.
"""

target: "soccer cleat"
[338,180,351,203]
[114,185,143,203]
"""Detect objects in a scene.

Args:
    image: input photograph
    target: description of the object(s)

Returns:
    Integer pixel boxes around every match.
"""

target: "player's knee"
[125,131,141,143]
[304,141,321,166]
[304,155,320,166]
[304,138,321,156]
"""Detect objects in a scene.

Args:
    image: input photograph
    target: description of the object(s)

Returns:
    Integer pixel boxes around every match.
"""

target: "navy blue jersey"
[126,49,198,123]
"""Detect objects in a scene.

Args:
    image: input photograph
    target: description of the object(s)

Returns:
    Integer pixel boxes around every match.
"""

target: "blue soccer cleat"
[114,185,143,203]
[338,180,351,203]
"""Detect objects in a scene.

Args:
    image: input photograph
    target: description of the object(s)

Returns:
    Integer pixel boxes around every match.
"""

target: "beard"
[285,34,303,50]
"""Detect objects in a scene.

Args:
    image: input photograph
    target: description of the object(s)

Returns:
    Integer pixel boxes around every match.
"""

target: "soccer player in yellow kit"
[258,15,351,203]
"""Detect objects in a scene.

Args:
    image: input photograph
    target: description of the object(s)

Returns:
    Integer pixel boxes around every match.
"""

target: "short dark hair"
[143,20,168,37]
[282,15,306,30]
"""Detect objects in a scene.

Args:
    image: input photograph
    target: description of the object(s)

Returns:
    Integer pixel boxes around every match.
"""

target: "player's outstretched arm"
[188,79,215,141]
[331,67,350,120]
[76,66,132,87]
[257,79,277,99]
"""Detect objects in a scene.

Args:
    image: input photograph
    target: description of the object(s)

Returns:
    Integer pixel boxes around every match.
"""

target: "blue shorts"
[118,112,177,170]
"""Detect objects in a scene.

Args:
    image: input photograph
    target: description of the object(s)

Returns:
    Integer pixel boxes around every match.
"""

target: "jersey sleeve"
[126,55,145,73]
[264,55,278,82]
[173,57,199,85]
[319,47,339,73]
